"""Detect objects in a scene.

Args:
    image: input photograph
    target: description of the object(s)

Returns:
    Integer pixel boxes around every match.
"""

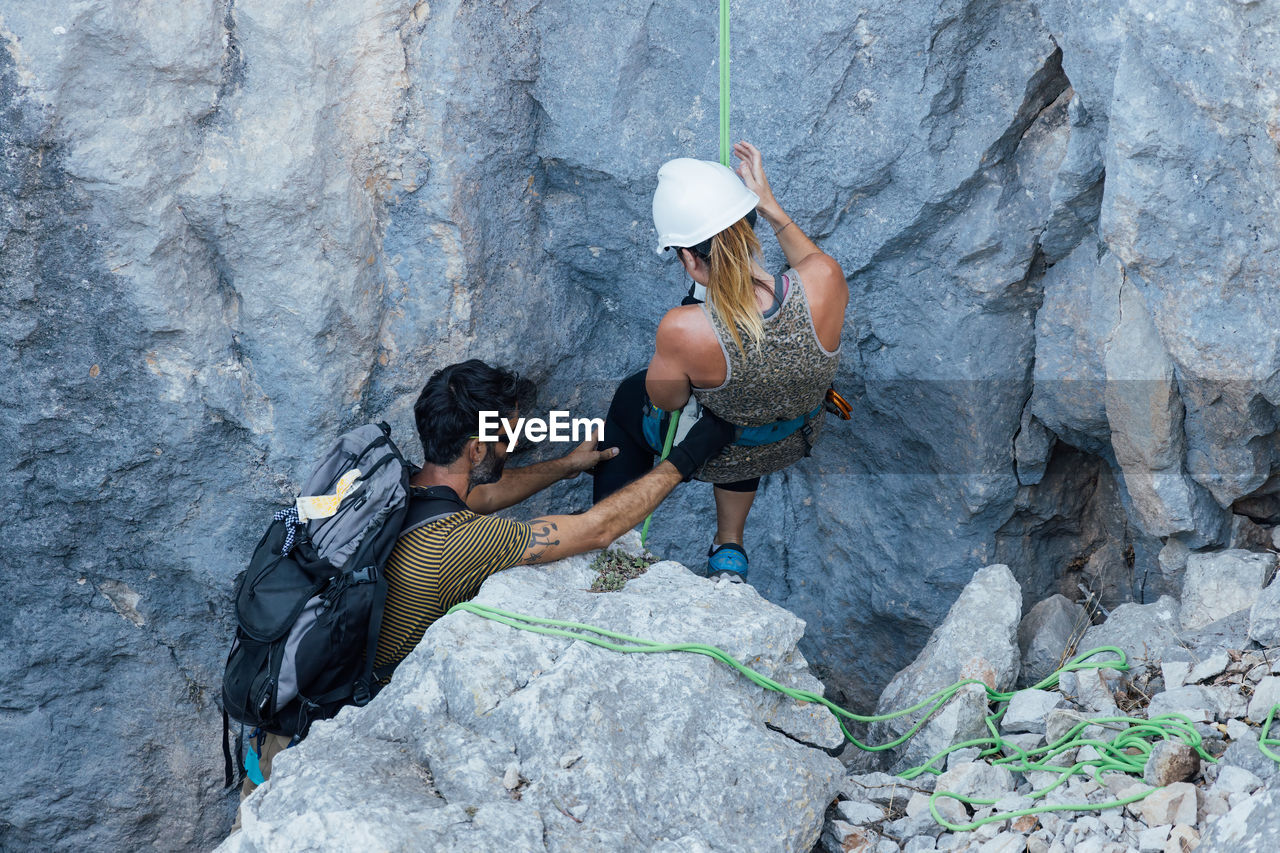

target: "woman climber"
[592,141,847,583]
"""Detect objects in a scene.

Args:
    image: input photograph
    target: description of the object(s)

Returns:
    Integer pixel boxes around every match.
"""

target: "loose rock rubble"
[822,553,1280,853]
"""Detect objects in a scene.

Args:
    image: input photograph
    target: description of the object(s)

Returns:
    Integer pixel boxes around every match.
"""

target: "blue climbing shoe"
[707,542,748,583]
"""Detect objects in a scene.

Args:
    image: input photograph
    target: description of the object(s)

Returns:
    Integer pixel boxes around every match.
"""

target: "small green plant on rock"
[589,549,654,592]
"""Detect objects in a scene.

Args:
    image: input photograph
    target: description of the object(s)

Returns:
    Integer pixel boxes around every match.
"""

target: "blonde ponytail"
[705,217,766,355]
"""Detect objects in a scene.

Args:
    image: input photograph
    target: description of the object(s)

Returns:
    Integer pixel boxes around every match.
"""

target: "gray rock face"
[1197,785,1280,853]
[223,540,844,852]
[1219,733,1280,782]
[1002,689,1067,734]
[1077,596,1181,670]
[1142,741,1199,787]
[1018,594,1088,687]
[5,0,1280,846]
[1249,579,1280,647]
[867,565,1021,772]
[1180,550,1275,630]
[1104,279,1229,544]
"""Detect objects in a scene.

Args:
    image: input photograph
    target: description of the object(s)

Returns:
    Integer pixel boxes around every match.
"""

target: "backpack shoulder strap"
[400,485,471,537]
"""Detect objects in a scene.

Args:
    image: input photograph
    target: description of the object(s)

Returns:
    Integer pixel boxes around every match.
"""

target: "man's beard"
[468,445,506,489]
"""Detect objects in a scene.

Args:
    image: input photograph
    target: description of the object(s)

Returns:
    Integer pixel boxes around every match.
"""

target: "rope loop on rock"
[447,603,1277,831]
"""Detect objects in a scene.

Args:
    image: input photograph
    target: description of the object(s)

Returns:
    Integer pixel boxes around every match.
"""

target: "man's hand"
[512,411,734,566]
[666,407,735,480]
[559,440,618,479]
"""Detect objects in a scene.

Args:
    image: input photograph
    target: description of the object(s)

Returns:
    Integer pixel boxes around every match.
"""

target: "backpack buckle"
[350,565,378,584]
[352,680,372,707]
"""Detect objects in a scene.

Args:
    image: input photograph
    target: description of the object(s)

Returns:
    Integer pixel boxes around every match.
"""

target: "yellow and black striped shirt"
[373,510,531,678]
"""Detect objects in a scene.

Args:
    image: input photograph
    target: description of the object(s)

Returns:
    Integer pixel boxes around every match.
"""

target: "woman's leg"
[712,478,760,546]
[592,370,658,503]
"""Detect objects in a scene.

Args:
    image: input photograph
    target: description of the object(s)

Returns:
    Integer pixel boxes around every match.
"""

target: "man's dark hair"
[414,360,535,465]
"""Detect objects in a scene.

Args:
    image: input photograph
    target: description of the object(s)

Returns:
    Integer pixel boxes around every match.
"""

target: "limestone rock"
[1147,686,1228,723]
[1138,782,1198,827]
[869,566,1022,773]
[1180,550,1275,631]
[1078,597,1181,670]
[1018,594,1088,687]
[905,790,965,828]
[1165,610,1253,663]
[1247,676,1280,724]
[1058,668,1121,716]
[1158,539,1191,586]
[1002,689,1067,734]
[1142,741,1200,786]
[820,820,876,853]
[1045,710,1111,746]
[1211,766,1263,799]
[1187,651,1230,685]
[1137,826,1170,853]
[222,549,844,852]
[1105,278,1227,541]
[1197,786,1280,853]
[1164,825,1199,853]
[903,837,939,853]
[1249,579,1280,647]
[5,0,1280,845]
[1218,733,1280,782]
[840,772,935,809]
[934,761,1015,801]
[835,800,885,827]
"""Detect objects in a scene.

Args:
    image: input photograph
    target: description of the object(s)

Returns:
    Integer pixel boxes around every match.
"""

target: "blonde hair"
[703,217,766,355]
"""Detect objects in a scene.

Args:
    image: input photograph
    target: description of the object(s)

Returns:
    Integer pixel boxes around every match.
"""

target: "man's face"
[468,411,515,488]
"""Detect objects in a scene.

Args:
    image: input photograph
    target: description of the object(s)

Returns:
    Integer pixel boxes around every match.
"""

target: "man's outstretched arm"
[467,441,617,514]
[513,410,735,565]
[517,461,684,564]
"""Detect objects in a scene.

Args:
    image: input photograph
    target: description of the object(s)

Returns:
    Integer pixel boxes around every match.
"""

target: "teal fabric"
[643,398,819,454]
[732,405,822,447]
[641,401,667,453]
[244,742,265,786]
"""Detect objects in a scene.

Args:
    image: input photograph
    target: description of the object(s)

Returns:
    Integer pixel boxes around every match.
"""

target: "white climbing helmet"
[652,158,759,254]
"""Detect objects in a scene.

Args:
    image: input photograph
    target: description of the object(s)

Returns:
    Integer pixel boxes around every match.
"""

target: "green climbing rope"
[640,410,680,547]
[446,601,1278,830]
[1260,703,1280,763]
[719,0,730,166]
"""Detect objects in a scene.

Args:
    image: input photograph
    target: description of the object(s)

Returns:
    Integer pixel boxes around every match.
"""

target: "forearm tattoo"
[526,518,561,562]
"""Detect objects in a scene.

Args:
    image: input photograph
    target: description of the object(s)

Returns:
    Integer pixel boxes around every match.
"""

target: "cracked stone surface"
[4,0,1280,846]
[219,534,844,852]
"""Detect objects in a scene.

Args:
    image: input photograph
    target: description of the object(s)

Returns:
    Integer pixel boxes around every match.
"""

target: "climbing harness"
[446,601,1280,831]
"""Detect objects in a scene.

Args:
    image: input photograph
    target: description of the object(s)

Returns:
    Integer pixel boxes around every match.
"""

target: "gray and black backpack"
[221,422,412,765]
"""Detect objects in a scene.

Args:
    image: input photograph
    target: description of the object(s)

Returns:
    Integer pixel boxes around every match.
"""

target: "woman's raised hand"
[732,141,780,217]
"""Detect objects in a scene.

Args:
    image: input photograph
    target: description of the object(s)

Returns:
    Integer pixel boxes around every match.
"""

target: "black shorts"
[592,370,759,502]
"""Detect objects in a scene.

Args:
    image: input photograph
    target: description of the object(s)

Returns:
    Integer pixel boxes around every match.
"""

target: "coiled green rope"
[447,601,1280,831]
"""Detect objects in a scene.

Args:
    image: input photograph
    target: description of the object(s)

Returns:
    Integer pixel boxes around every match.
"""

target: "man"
[373,359,733,677]
[240,359,732,801]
